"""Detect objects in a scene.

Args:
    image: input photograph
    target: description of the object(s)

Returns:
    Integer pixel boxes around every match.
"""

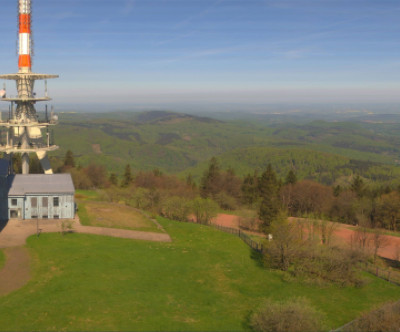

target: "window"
[31,197,37,207]
[54,215,59,219]
[53,197,59,207]
[11,199,17,206]
[42,215,48,219]
[42,197,48,207]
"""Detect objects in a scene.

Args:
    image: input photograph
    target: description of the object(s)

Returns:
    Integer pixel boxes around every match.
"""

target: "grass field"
[0,250,4,270]
[0,218,399,331]
[77,200,162,233]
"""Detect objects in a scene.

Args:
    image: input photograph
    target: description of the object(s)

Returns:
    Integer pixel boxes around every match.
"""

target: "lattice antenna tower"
[0,0,58,174]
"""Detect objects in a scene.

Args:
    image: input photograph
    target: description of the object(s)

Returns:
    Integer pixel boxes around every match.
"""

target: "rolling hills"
[50,110,400,186]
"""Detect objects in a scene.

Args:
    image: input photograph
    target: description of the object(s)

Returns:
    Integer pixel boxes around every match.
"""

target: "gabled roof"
[8,174,75,196]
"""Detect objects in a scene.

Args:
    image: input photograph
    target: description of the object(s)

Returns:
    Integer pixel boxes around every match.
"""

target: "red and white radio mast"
[0,0,59,174]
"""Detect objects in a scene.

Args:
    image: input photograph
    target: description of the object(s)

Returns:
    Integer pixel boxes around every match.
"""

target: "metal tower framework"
[0,0,58,174]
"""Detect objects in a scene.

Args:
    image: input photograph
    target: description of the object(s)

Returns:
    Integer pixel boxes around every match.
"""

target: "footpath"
[0,217,171,296]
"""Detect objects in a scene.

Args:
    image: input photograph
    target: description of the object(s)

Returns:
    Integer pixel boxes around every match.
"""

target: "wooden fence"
[363,262,400,286]
[212,224,264,253]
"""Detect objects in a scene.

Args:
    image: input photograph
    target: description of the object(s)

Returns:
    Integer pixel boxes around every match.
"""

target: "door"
[30,197,38,219]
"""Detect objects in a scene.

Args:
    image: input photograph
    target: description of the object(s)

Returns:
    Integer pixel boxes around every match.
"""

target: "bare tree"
[372,228,389,263]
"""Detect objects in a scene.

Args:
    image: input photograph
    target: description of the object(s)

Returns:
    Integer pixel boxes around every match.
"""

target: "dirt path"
[0,247,30,296]
[0,218,171,250]
[76,225,171,242]
[0,217,171,296]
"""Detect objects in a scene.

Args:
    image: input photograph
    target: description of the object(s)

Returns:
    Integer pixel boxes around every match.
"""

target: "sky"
[1,0,400,111]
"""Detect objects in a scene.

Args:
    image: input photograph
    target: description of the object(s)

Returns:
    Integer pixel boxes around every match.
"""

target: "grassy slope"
[0,250,4,270]
[0,219,399,330]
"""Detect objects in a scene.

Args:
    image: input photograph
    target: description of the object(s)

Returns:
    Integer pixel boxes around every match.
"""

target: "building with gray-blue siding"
[6,173,75,220]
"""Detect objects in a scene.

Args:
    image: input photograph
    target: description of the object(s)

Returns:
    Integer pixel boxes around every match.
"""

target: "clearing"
[78,200,163,233]
[0,218,399,331]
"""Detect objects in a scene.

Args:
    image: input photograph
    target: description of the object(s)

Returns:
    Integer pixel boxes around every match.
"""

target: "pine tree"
[258,164,280,232]
[63,150,75,168]
[121,164,133,187]
[241,172,258,206]
[186,173,196,189]
[200,157,222,198]
[109,173,118,186]
[285,170,297,185]
[351,175,366,198]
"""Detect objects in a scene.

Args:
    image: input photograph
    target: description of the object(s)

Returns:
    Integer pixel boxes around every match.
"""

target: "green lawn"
[0,218,399,331]
[0,250,4,270]
[75,189,103,201]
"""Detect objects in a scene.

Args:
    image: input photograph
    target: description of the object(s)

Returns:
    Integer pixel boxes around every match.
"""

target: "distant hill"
[50,110,400,186]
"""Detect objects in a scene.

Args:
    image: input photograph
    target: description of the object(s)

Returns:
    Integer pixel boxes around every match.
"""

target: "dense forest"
[5,110,400,231]
[42,148,400,233]
[46,111,400,187]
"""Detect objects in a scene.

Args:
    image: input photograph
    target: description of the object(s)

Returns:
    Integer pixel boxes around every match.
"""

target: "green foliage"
[48,112,400,190]
[351,175,366,198]
[258,165,280,231]
[190,197,219,224]
[109,173,118,186]
[285,170,297,185]
[162,196,191,221]
[76,202,90,225]
[121,164,133,187]
[241,172,259,206]
[200,157,221,199]
[63,150,75,168]
[265,217,366,286]
[250,297,325,332]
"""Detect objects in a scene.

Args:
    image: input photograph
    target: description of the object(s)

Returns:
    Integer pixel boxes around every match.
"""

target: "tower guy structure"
[0,0,58,174]
[0,0,75,221]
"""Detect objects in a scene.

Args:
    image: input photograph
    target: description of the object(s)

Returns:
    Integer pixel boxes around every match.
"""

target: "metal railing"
[211,223,264,253]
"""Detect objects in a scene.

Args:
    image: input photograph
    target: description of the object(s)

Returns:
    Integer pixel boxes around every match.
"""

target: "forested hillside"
[50,110,400,186]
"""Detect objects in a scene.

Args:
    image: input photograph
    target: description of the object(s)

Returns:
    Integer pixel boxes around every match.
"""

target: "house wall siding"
[9,194,75,219]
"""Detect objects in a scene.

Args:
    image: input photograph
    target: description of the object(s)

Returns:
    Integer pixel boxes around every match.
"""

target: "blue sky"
[1,0,400,111]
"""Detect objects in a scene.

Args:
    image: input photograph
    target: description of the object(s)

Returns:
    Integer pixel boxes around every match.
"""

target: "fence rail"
[363,262,400,286]
[212,224,264,253]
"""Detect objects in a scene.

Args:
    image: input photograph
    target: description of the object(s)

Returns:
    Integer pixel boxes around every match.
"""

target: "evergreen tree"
[285,170,297,185]
[186,173,196,189]
[200,157,222,198]
[109,173,118,186]
[258,164,280,232]
[121,164,133,187]
[241,172,259,206]
[64,150,75,168]
[351,175,366,198]
[333,185,342,197]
